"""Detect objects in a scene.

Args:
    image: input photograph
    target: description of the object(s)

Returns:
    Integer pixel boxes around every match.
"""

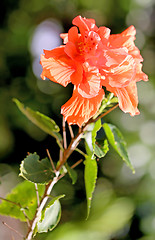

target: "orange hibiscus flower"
[40,16,148,127]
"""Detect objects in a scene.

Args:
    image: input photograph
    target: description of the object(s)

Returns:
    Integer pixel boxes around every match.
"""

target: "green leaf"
[58,164,67,175]
[103,123,135,173]
[84,156,98,219]
[95,93,118,118]
[85,140,92,156]
[37,195,64,234]
[94,139,109,158]
[84,119,101,157]
[13,98,62,142]
[92,119,101,155]
[20,153,53,184]
[65,163,77,185]
[0,181,45,221]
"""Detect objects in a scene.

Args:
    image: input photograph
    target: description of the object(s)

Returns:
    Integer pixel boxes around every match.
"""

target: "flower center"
[78,31,101,55]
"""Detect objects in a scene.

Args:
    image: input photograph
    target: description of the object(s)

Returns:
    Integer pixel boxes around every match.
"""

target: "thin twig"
[0,197,20,207]
[71,159,83,169]
[58,159,83,181]
[83,103,119,128]
[68,125,74,139]
[2,221,24,238]
[56,131,85,171]
[63,117,67,149]
[25,175,59,240]
[59,149,63,164]
[75,148,86,157]
[57,103,119,171]
[21,208,31,228]
[46,149,56,174]
[95,103,119,122]
[0,197,31,227]
[25,157,83,239]
[34,183,40,208]
[78,127,82,134]
[56,138,64,151]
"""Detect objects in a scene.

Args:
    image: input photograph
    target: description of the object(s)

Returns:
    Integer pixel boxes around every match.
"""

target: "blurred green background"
[0,0,155,239]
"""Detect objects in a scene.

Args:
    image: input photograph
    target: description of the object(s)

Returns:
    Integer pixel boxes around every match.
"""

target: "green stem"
[24,103,119,239]
[75,148,87,157]
[56,103,119,171]
[25,175,59,240]
[95,103,119,122]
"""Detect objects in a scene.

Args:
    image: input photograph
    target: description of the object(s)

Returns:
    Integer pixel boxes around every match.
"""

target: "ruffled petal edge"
[61,88,105,127]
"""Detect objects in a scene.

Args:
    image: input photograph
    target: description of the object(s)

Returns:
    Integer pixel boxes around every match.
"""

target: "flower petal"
[73,15,98,35]
[109,25,142,60]
[105,47,129,67]
[40,47,75,87]
[70,63,83,85]
[97,26,111,45]
[134,60,148,82]
[68,26,79,43]
[60,27,80,44]
[103,55,136,88]
[122,25,136,36]
[64,42,79,60]
[107,26,148,84]
[109,26,135,50]
[60,33,68,44]
[98,47,128,70]
[61,88,105,127]
[78,68,101,98]
[106,82,140,116]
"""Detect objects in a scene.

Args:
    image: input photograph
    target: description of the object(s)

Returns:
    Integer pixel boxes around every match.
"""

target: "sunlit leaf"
[84,119,101,157]
[58,164,67,175]
[92,119,101,155]
[85,139,92,156]
[37,195,64,234]
[13,98,62,142]
[65,163,77,185]
[84,156,97,219]
[20,153,53,184]
[96,93,118,117]
[0,181,45,221]
[94,139,109,158]
[103,123,135,173]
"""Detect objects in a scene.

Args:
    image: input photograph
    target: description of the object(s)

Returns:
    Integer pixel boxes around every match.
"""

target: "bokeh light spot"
[30,19,63,81]
[30,19,63,57]
[140,121,155,146]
